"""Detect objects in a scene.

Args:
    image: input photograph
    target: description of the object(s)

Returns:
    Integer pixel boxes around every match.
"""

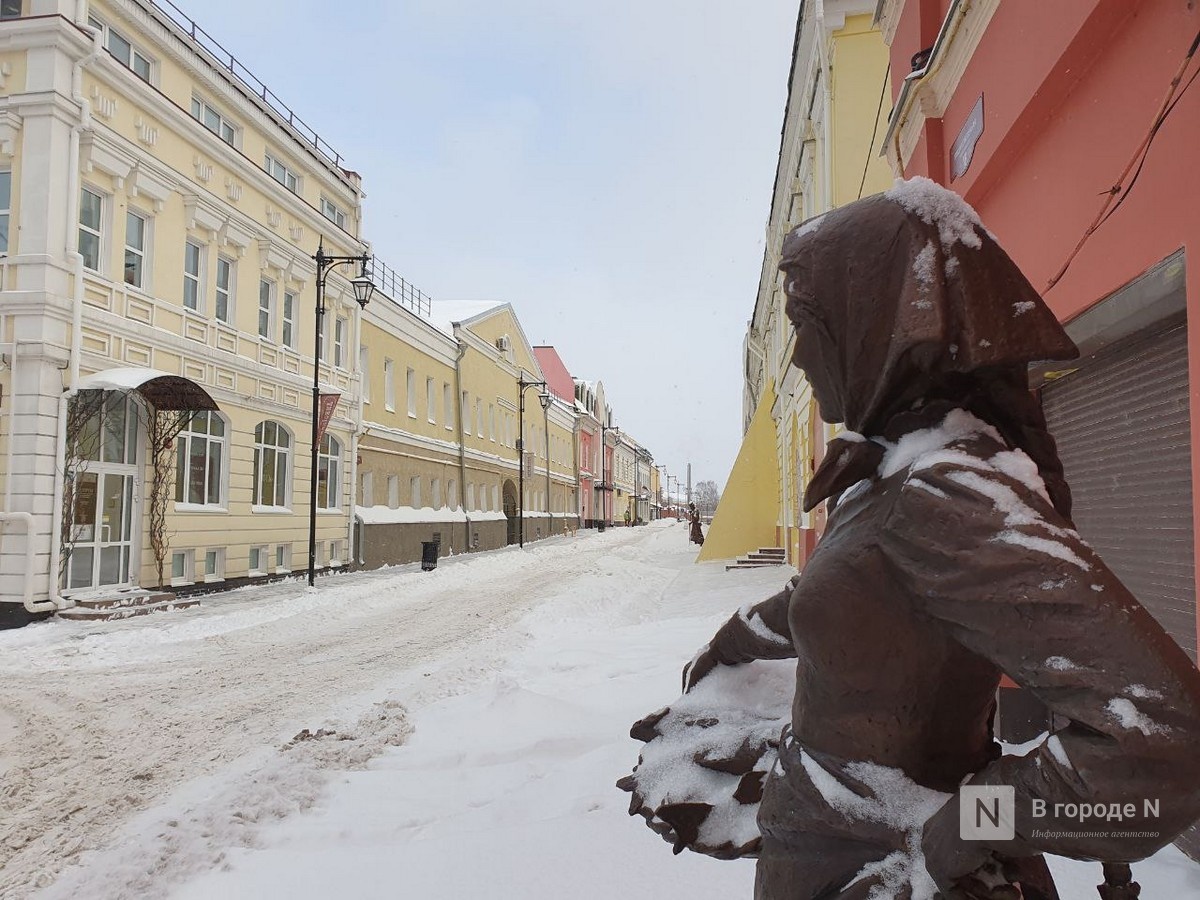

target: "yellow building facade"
[710,0,893,565]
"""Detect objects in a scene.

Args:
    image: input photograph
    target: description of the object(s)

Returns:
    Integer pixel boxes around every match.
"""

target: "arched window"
[174,410,227,506]
[448,478,458,509]
[252,420,291,508]
[317,433,341,510]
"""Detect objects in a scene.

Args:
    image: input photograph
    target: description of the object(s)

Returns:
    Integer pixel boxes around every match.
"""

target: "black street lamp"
[308,239,374,587]
[599,422,620,529]
[517,376,550,548]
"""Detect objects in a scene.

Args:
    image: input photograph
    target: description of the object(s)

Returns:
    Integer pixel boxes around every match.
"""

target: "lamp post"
[308,239,374,587]
[656,464,667,521]
[599,422,620,529]
[517,375,549,548]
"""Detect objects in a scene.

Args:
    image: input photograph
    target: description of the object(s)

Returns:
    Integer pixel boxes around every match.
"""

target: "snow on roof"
[427,300,507,337]
[885,176,983,252]
[75,367,174,391]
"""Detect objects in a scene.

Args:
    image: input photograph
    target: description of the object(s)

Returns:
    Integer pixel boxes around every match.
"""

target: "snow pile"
[801,751,949,900]
[877,409,1000,478]
[38,701,413,900]
[1105,698,1168,736]
[790,212,826,240]
[619,658,794,857]
[885,176,984,252]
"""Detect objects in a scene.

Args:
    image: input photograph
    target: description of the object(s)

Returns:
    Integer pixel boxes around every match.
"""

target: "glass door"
[65,393,141,592]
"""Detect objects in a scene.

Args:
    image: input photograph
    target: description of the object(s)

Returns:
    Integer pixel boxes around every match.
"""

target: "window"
[275,544,291,573]
[1,1,21,20]
[215,256,234,323]
[475,399,483,437]
[427,378,436,424]
[406,368,416,417]
[489,405,495,441]
[461,391,470,432]
[387,475,399,508]
[258,279,274,340]
[249,545,268,575]
[443,383,453,429]
[410,476,422,508]
[432,478,441,508]
[361,470,374,506]
[264,152,298,193]
[359,347,370,401]
[448,479,458,509]
[123,210,148,288]
[174,411,226,506]
[203,548,225,582]
[78,188,103,271]
[492,485,499,512]
[481,484,489,512]
[190,96,236,146]
[333,316,346,368]
[467,483,475,511]
[252,420,291,508]
[317,434,341,510]
[170,550,194,586]
[282,290,296,349]
[320,197,346,229]
[182,240,202,310]
[105,25,152,82]
[384,359,395,410]
[328,540,343,567]
[0,171,9,254]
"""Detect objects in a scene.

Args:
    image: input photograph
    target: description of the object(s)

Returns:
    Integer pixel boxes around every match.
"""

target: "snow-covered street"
[2,521,1199,899]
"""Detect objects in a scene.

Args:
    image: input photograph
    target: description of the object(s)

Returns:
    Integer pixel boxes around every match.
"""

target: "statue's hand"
[682,644,719,692]
[920,795,998,893]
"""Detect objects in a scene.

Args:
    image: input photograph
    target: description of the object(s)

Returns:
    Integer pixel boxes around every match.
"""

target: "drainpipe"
[42,22,103,613]
[454,336,470,551]
[544,400,552,536]
[879,0,968,165]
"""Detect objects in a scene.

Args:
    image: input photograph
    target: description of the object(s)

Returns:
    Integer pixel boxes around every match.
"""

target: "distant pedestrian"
[688,503,704,545]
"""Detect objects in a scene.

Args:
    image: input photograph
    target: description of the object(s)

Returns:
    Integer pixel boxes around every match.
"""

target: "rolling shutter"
[1042,319,1196,661]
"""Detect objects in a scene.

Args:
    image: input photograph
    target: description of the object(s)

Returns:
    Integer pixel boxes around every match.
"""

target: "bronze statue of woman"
[622,179,1200,900]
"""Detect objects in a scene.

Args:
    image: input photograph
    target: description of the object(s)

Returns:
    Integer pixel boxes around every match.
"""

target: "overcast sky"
[189,0,797,490]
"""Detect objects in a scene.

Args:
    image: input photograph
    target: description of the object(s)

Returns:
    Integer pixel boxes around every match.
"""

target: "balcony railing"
[139,0,348,171]
[369,257,433,320]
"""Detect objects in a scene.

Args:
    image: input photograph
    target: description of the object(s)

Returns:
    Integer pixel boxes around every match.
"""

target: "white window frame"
[320,197,346,230]
[488,405,495,442]
[191,95,237,146]
[384,359,396,411]
[359,346,370,402]
[170,549,195,587]
[443,383,453,430]
[174,410,228,508]
[411,476,422,508]
[282,289,297,349]
[258,278,275,341]
[0,170,10,255]
[275,543,292,574]
[387,474,399,508]
[264,151,299,193]
[203,548,225,583]
[251,420,292,510]
[448,479,457,509]
[248,545,268,576]
[78,186,104,272]
[215,255,234,324]
[328,540,344,567]
[467,482,475,511]
[317,433,342,511]
[333,316,347,368]
[123,209,149,290]
[427,377,436,424]
[475,399,483,437]
[90,16,154,84]
[432,478,441,508]
[406,367,417,418]
[182,239,203,311]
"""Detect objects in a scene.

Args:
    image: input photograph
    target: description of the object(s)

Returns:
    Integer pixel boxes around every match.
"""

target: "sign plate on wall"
[951,94,985,181]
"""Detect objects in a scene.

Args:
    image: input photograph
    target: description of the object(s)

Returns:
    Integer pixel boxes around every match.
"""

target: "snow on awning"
[74,367,219,412]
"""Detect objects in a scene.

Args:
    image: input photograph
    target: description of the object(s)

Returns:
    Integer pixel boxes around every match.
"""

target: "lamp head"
[539,391,552,411]
[352,259,375,309]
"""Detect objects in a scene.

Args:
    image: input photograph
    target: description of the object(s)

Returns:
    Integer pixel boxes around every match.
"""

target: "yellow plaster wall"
[830,14,894,205]
[698,381,781,562]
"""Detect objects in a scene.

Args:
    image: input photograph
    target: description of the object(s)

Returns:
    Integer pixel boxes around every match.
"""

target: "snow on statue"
[618,177,1200,900]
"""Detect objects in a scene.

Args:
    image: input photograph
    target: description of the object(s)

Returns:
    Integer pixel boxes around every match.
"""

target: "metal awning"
[73,367,219,412]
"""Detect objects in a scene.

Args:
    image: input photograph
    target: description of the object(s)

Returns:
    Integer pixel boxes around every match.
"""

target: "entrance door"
[503,480,518,545]
[66,392,141,592]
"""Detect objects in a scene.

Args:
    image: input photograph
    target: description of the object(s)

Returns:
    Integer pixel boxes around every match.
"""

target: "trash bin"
[421,540,439,571]
[598,521,606,532]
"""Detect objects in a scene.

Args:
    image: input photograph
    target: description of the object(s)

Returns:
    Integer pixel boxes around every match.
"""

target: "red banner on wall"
[315,392,341,448]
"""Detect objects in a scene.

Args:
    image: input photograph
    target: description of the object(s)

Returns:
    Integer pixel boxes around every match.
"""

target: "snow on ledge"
[355,505,508,525]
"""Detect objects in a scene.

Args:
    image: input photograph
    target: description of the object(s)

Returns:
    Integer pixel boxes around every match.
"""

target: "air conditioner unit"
[496,335,511,352]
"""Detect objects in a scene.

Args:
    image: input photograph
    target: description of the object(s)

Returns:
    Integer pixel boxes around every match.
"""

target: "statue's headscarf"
[781,178,1079,516]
